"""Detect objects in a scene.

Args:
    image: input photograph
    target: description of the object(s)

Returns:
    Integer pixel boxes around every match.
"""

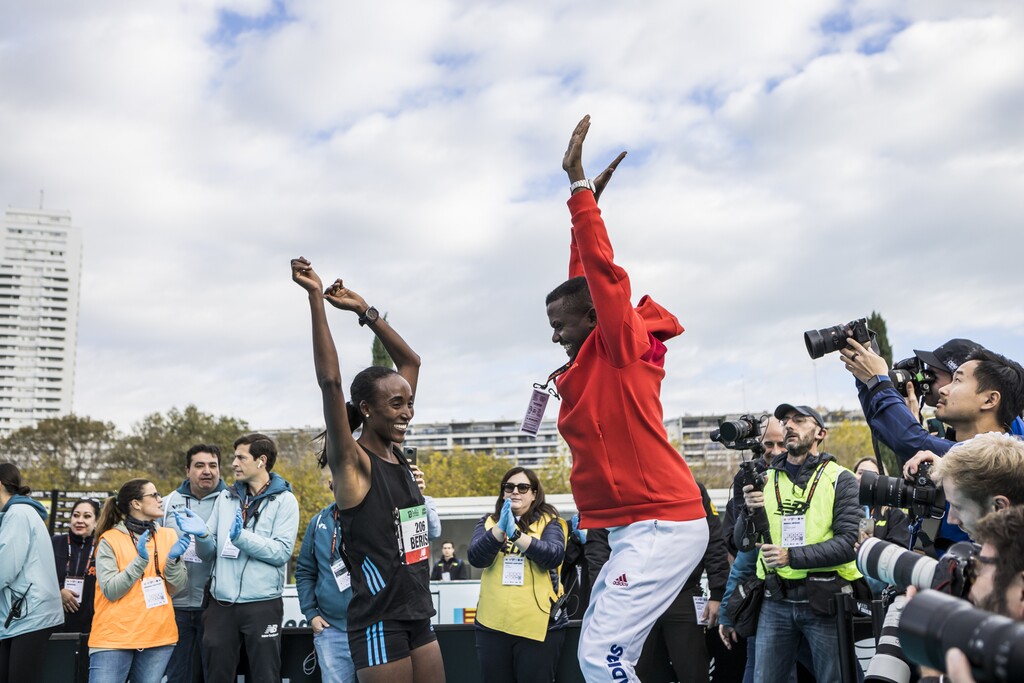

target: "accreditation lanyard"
[535,361,573,400]
[127,529,162,579]
[330,508,342,560]
[66,534,94,578]
[242,481,270,527]
[774,461,829,515]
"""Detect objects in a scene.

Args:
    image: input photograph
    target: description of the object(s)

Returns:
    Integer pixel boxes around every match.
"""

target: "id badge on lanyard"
[331,558,352,592]
[64,577,85,601]
[394,505,429,565]
[142,577,169,609]
[521,364,568,436]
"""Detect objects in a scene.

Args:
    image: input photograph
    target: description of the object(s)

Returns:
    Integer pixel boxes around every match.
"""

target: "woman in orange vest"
[468,467,568,683]
[89,479,191,683]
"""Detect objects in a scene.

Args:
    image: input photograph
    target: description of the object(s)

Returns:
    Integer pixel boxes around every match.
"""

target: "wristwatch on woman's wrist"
[358,306,380,327]
[508,529,522,543]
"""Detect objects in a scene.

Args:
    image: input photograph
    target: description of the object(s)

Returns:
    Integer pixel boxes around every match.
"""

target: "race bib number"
[396,505,429,565]
[221,538,241,559]
[331,558,351,593]
[182,537,202,564]
[64,577,84,601]
[781,515,806,548]
[502,555,525,586]
[142,577,169,609]
[520,389,550,436]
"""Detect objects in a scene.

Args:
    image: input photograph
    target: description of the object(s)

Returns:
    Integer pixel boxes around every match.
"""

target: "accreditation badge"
[502,555,525,586]
[331,558,351,592]
[142,577,169,609]
[64,577,84,601]
[781,515,806,548]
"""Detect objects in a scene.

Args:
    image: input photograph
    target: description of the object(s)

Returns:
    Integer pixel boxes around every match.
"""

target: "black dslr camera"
[859,461,946,520]
[710,414,764,455]
[889,356,939,398]
[804,317,875,359]
[711,415,771,550]
[899,590,1024,683]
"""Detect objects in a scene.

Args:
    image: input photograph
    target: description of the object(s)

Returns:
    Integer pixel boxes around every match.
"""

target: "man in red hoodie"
[546,115,708,682]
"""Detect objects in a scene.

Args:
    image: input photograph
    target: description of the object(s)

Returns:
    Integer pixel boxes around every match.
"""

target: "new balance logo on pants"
[261,624,279,639]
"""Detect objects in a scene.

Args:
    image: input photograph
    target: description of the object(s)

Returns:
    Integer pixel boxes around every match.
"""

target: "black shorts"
[348,618,437,669]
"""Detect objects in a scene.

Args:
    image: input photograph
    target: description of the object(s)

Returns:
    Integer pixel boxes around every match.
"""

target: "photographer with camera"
[928,432,1024,537]
[843,344,1024,551]
[722,417,788,559]
[891,505,1024,683]
[738,404,863,683]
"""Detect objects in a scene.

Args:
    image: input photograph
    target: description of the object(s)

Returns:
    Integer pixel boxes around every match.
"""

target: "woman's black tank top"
[339,446,435,629]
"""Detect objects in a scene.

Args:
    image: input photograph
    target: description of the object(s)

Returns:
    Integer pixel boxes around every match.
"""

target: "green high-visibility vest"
[756,459,861,581]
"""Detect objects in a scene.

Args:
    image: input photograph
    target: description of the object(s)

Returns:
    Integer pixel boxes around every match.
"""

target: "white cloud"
[0,0,1021,435]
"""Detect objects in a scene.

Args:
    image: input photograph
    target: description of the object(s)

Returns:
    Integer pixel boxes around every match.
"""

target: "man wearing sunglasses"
[545,116,708,683]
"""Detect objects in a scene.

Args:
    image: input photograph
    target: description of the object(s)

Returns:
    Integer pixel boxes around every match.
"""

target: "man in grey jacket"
[162,444,227,683]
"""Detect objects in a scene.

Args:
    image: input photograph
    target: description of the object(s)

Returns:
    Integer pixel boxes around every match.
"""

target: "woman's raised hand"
[291,257,323,294]
[323,278,368,314]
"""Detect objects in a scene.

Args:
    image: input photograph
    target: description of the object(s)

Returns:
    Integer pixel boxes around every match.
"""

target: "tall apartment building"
[0,207,82,435]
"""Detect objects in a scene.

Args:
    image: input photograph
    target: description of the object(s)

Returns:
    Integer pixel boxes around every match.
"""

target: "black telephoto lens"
[899,590,1024,683]
[719,419,753,443]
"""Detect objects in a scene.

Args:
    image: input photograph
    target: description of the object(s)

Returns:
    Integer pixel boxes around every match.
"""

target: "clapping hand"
[230,509,243,542]
[167,533,192,561]
[497,499,514,539]
[500,499,518,539]
[174,508,209,537]
[135,530,151,561]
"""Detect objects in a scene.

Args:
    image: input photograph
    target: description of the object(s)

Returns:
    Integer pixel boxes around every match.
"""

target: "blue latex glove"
[497,499,514,538]
[501,500,518,539]
[174,508,209,537]
[135,529,150,560]
[230,509,243,542]
[167,533,192,561]
[571,514,587,544]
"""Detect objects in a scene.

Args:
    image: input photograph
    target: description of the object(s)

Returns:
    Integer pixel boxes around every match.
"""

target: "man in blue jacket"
[841,341,1024,549]
[296,500,356,683]
[190,434,300,683]
[162,444,227,683]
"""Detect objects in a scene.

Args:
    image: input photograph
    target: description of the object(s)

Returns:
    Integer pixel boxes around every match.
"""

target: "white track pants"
[578,518,709,683]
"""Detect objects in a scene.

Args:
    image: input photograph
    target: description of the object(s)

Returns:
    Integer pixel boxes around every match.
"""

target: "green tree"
[371,313,394,368]
[418,447,511,497]
[868,311,893,368]
[110,405,249,485]
[275,447,333,560]
[1,414,121,490]
[539,442,573,495]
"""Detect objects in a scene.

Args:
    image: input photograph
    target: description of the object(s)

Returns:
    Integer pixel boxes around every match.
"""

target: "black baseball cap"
[774,404,826,429]
[914,339,982,375]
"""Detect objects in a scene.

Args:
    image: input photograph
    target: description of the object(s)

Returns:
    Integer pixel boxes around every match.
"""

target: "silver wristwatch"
[569,178,595,194]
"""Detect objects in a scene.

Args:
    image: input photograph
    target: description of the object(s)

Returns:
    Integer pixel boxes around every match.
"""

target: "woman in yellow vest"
[468,467,568,683]
[89,479,191,683]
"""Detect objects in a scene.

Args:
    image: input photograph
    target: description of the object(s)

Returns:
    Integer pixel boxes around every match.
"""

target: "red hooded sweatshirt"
[556,191,704,528]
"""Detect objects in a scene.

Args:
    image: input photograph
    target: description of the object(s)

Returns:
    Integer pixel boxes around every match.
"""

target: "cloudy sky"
[2,0,1022,433]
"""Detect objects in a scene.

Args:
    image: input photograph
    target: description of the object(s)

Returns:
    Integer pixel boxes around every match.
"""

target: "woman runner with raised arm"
[291,257,444,683]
